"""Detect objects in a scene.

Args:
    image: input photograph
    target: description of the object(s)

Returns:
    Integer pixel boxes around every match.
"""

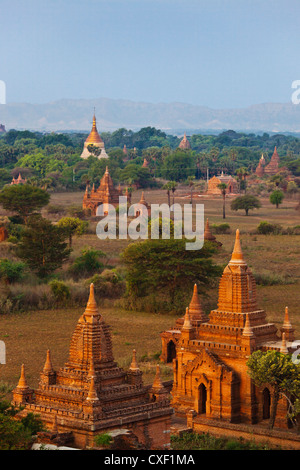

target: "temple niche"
[161,230,299,429]
[80,113,108,160]
[12,284,173,450]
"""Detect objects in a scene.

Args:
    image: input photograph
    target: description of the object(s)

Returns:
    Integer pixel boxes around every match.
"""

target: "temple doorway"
[262,388,271,420]
[198,383,207,414]
[166,341,176,363]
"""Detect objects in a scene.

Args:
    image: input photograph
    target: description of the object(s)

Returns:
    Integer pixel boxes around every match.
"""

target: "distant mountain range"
[1,98,300,134]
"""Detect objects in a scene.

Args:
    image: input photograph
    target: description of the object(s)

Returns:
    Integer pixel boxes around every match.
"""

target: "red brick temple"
[12,284,173,449]
[161,230,298,430]
[83,167,126,216]
[264,147,280,176]
[178,132,191,150]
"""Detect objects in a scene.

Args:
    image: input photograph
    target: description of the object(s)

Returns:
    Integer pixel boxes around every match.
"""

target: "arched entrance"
[198,383,207,414]
[262,388,271,420]
[166,341,176,363]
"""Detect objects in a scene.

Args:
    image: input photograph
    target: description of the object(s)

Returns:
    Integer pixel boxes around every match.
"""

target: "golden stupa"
[80,113,108,159]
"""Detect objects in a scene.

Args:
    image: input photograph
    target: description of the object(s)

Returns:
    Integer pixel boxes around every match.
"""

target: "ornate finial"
[84,283,99,316]
[152,364,163,390]
[283,306,292,329]
[17,364,29,389]
[43,350,54,374]
[242,314,254,337]
[86,376,99,401]
[129,349,139,372]
[182,307,192,330]
[229,229,246,265]
[188,284,204,318]
[280,332,288,354]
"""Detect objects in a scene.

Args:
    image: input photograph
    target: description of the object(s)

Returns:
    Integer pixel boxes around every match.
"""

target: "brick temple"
[13,284,173,449]
[206,172,238,195]
[178,132,191,150]
[161,229,298,429]
[83,166,128,216]
[264,146,280,176]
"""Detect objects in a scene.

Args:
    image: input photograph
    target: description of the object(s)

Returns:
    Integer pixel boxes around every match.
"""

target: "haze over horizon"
[1,0,300,111]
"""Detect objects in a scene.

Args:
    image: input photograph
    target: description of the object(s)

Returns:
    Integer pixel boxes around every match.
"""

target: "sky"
[1,0,300,108]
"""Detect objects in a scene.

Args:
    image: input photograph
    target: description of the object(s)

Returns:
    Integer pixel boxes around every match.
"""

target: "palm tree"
[187,176,195,204]
[218,183,227,219]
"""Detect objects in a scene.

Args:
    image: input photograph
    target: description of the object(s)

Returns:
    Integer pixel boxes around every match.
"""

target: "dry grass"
[0,187,299,393]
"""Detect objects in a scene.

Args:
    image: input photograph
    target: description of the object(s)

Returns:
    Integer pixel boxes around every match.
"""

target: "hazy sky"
[1,0,300,108]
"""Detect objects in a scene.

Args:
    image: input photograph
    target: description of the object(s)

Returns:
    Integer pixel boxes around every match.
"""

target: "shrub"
[0,259,26,284]
[211,223,231,234]
[256,221,282,235]
[49,280,70,303]
[69,248,106,279]
[94,433,112,448]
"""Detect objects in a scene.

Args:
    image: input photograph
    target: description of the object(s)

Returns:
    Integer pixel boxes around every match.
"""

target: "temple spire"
[243,314,254,337]
[43,350,54,374]
[84,283,100,317]
[280,332,288,354]
[17,364,29,389]
[182,307,192,330]
[229,229,246,266]
[129,349,140,372]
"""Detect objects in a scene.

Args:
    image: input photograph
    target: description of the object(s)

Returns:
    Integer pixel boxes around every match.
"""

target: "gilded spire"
[229,229,246,266]
[84,283,100,316]
[85,113,103,145]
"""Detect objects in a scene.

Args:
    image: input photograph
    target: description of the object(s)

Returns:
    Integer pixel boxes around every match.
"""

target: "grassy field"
[0,186,299,392]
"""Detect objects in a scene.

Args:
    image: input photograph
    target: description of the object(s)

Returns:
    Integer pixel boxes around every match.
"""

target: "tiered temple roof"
[161,229,299,427]
[83,166,124,216]
[13,284,173,449]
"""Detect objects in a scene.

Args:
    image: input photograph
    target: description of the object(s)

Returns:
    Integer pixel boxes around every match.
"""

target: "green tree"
[0,184,50,223]
[57,217,88,247]
[0,259,26,284]
[270,189,284,208]
[121,239,221,308]
[247,350,300,429]
[0,400,44,450]
[69,248,106,279]
[17,215,71,278]
[231,195,261,216]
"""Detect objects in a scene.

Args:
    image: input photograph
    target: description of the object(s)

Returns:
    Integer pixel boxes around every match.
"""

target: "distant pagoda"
[264,147,280,176]
[0,124,6,134]
[83,166,126,216]
[255,154,266,177]
[178,132,191,150]
[80,113,108,160]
